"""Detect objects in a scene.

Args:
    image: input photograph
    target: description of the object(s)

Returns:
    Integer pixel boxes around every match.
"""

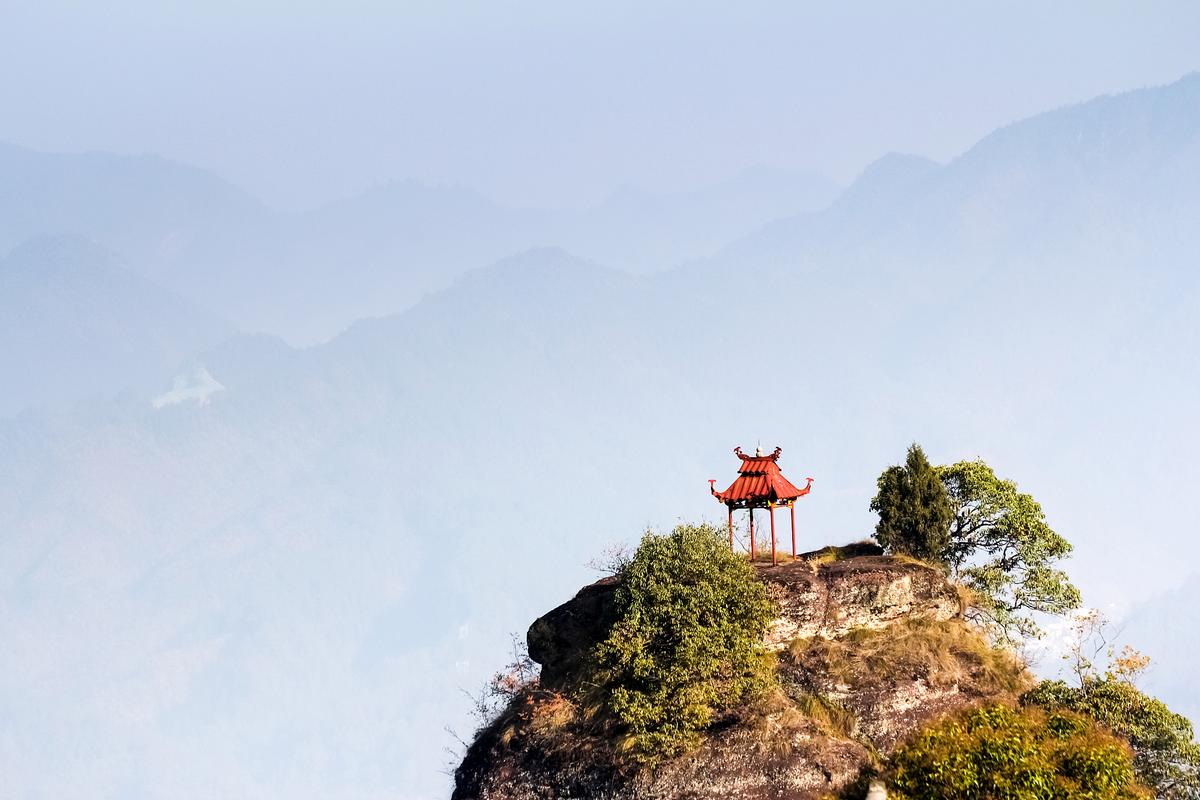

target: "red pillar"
[769,504,777,566]
[790,501,797,559]
[727,506,734,552]
[749,508,756,562]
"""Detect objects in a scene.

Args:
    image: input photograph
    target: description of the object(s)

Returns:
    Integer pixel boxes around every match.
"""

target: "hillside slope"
[0,235,232,417]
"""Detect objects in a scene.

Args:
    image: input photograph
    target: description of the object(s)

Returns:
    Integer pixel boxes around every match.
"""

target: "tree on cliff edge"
[940,459,1080,643]
[871,446,1080,643]
[870,443,954,563]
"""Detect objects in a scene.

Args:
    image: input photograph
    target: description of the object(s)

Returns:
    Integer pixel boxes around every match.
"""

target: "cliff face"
[454,547,1026,800]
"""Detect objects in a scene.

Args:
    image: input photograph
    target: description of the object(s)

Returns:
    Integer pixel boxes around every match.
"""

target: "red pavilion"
[709,446,813,565]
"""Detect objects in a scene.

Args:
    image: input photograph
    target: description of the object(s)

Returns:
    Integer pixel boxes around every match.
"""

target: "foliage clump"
[870,444,1081,642]
[1024,679,1200,799]
[870,444,954,563]
[940,459,1081,642]
[588,523,776,763]
[887,704,1150,800]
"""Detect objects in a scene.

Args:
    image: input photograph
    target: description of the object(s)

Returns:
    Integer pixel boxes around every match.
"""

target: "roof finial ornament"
[755,445,764,457]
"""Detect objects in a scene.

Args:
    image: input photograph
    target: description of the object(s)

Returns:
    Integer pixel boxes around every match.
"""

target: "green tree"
[589,523,776,763]
[1024,679,1200,800]
[870,444,954,563]
[940,459,1081,642]
[887,704,1150,800]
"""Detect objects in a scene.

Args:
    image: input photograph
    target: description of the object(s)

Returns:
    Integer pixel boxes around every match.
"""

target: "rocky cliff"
[454,545,1028,800]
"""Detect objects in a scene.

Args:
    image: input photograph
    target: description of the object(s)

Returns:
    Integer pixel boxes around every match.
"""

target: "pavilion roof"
[711,446,812,506]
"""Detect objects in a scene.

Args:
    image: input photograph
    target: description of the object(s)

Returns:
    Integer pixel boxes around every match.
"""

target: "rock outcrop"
[455,546,1026,800]
[756,547,962,649]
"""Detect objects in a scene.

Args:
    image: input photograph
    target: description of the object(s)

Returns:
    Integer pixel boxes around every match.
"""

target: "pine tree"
[870,443,953,563]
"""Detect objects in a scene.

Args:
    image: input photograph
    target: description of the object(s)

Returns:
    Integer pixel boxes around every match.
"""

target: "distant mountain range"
[0,141,839,344]
[2,73,1198,799]
[0,235,231,417]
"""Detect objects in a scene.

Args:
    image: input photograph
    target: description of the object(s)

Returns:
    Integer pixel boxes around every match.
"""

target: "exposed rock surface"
[528,545,961,687]
[527,576,619,691]
[756,549,962,650]
[456,700,871,800]
[455,549,1022,800]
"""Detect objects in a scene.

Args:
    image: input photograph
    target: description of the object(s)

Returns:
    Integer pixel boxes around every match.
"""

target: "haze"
[2,2,1197,209]
[3,4,1200,799]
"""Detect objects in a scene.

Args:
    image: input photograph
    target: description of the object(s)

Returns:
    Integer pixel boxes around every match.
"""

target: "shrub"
[588,523,776,763]
[1023,678,1200,800]
[465,634,540,734]
[870,444,953,563]
[887,704,1150,800]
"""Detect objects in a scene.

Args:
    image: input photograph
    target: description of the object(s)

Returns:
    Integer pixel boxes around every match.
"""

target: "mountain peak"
[951,70,1200,174]
[844,152,941,196]
[455,548,1026,800]
[822,152,941,221]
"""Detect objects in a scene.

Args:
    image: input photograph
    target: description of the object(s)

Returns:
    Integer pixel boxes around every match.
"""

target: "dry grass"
[483,689,582,752]
[952,581,979,618]
[792,692,858,738]
[742,690,804,730]
[738,688,856,758]
[886,553,940,570]
[745,537,881,564]
[803,541,882,565]
[807,546,849,566]
[788,617,1030,697]
[747,545,799,563]
[529,693,578,736]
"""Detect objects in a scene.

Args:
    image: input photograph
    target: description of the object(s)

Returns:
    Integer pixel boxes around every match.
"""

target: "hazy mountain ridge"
[0,235,232,418]
[0,142,271,266]
[549,166,841,272]
[0,143,840,344]
[716,73,1200,273]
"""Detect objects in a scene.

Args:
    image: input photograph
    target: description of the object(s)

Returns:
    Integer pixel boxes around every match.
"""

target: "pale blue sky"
[3,1,1198,209]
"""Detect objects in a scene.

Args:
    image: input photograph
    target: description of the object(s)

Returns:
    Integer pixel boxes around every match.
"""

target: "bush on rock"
[589,523,776,763]
[887,704,1150,800]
